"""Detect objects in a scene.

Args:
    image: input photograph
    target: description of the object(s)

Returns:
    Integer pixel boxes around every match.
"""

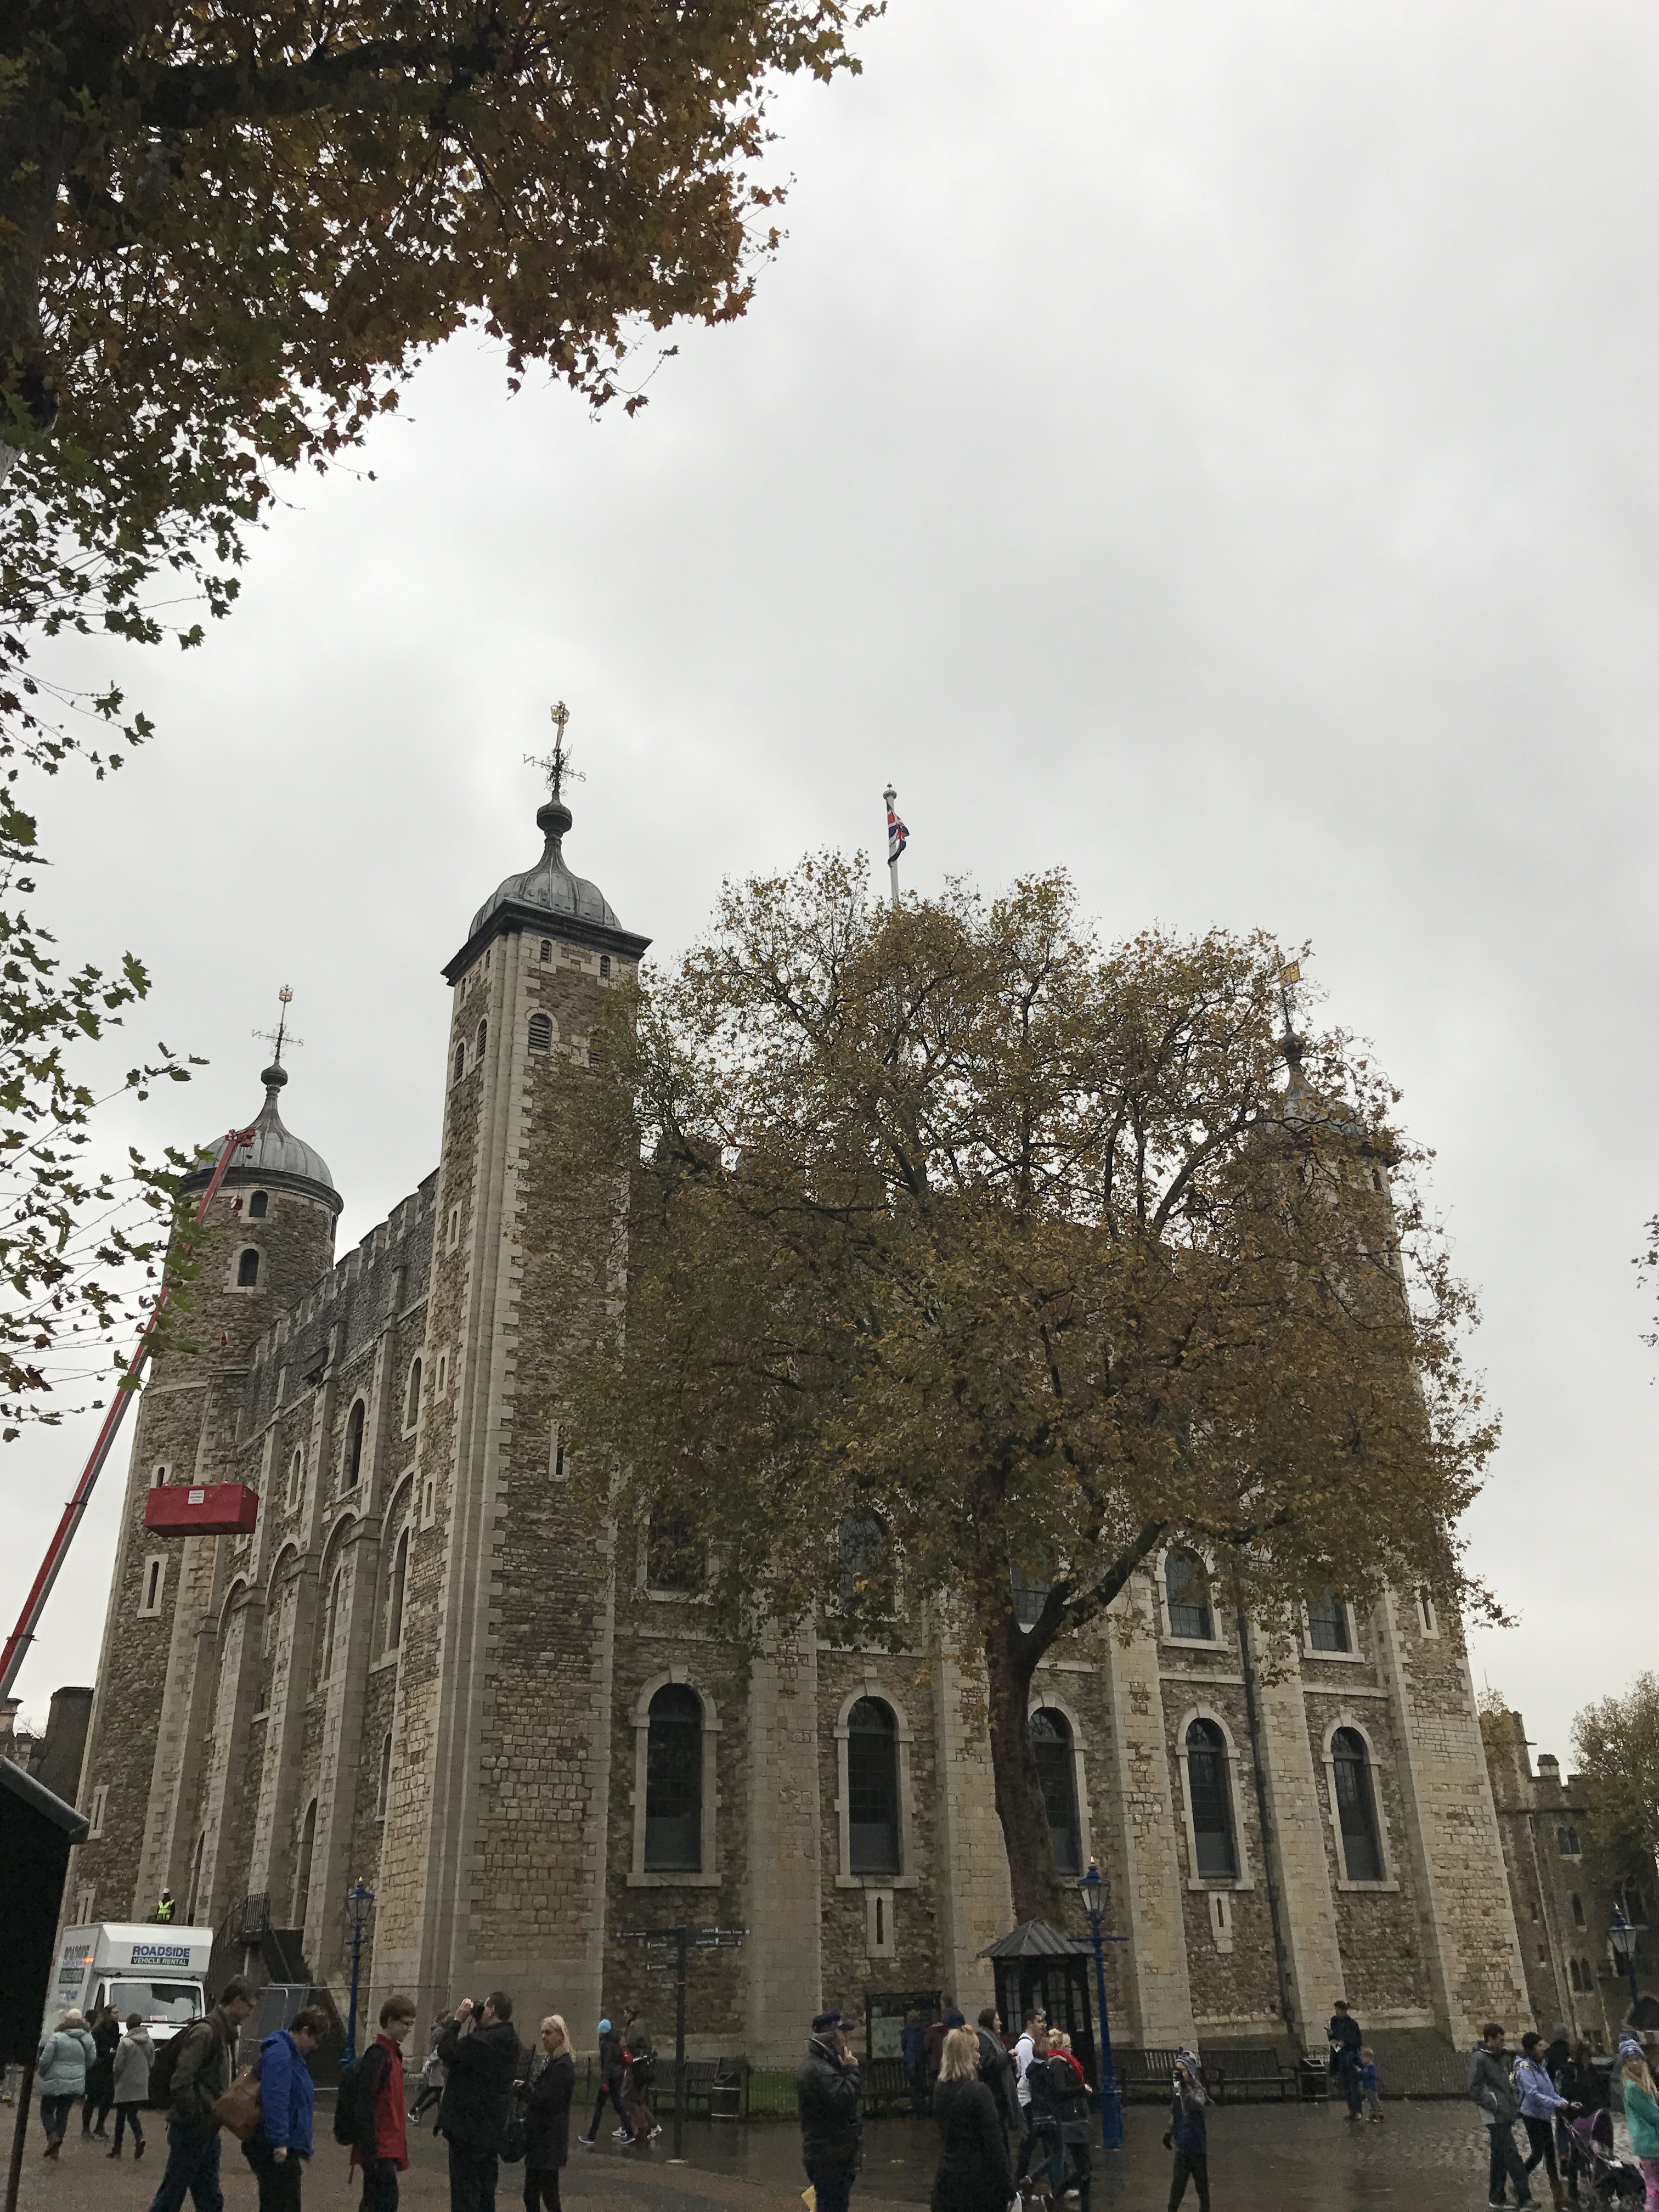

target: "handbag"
[500,2115,527,2165]
[212,2068,264,2143]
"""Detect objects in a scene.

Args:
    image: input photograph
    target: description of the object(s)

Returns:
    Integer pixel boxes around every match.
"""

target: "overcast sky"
[7,0,1656,1779]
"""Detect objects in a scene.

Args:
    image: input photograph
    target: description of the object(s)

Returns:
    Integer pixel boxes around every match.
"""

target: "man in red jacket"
[352,1999,418,2212]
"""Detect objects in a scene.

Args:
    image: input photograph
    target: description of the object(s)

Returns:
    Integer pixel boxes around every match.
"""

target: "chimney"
[33,1685,95,1808]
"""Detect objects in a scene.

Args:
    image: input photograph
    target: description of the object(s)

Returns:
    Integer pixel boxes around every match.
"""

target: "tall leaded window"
[1165,1552,1214,1640]
[1331,1728,1383,1881]
[847,1697,901,1874]
[236,1248,261,1287]
[837,1515,893,1614]
[644,1685,703,1871]
[1185,1718,1238,1880]
[248,1191,269,1218]
[646,1507,703,1594]
[1030,1708,1081,1874]
[1308,1589,1351,1652]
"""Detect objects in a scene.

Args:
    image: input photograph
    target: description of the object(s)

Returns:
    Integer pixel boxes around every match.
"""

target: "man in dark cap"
[797,2010,862,2212]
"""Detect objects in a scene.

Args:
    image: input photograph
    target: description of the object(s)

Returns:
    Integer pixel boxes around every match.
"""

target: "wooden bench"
[659,2058,724,2115]
[1200,2046,1295,2102]
[1115,2048,1186,2102]
[859,2057,910,2117]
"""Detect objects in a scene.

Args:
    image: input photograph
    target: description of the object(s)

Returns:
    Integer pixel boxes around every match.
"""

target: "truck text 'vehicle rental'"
[54,1926,211,2043]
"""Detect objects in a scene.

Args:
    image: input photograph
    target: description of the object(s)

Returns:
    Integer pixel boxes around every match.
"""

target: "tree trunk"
[0,86,66,432]
[983,1609,1066,1927]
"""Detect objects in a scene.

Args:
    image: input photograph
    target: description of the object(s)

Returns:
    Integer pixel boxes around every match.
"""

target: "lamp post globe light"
[1610,1905,1640,2022]
[344,1878,375,2063]
[1076,1859,1125,2151]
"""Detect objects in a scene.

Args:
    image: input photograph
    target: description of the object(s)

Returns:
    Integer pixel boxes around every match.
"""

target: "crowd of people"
[802,1998,1103,2212]
[35,1970,1659,2212]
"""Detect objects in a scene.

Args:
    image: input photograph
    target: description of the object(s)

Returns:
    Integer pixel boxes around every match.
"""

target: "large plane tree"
[551,856,1499,1926]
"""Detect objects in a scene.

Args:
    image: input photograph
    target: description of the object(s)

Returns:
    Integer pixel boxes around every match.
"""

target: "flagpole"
[883,783,900,909]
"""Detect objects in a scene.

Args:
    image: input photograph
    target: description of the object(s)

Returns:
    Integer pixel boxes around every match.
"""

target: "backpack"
[333,2044,385,2148]
[149,2018,218,2113]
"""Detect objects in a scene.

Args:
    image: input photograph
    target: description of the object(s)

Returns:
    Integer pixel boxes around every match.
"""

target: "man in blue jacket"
[244,2006,328,2212]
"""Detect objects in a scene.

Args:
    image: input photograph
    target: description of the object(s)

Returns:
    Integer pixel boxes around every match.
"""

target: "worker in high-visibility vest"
[155,1891,174,1925]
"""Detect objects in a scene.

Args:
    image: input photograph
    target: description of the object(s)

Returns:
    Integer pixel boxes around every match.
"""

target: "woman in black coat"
[521,2016,576,2212]
[82,2007,120,2137]
[932,2027,1015,2212]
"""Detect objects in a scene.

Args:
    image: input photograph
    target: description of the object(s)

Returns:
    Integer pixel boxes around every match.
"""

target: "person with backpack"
[145,1974,256,2212]
[436,1993,521,2212]
[110,2014,154,2159]
[242,2004,327,2212]
[36,2008,97,2159]
[620,2008,658,2145]
[575,2019,630,2149]
[344,1996,417,2212]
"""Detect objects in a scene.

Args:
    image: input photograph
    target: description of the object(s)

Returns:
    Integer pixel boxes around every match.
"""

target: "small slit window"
[539,939,552,962]
[386,1523,410,1651]
[343,1400,366,1487]
[405,1358,422,1430]
[377,1733,392,1820]
[248,1190,268,1219]
[139,1556,166,1617]
[1572,1892,1585,1929]
[236,1248,261,1288]
[528,1013,552,1054]
[600,955,612,978]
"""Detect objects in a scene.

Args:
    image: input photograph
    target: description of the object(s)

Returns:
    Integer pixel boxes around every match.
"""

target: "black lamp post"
[1076,1860,1124,2151]
[1610,1906,1640,2023]
[344,1878,374,2063]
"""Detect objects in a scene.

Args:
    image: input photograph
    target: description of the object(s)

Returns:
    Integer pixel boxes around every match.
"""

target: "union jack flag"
[887,805,909,864]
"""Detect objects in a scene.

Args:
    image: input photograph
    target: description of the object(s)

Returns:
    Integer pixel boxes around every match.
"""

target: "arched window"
[236,1248,261,1288]
[1559,1826,1583,1859]
[600,956,612,979]
[837,1514,893,1613]
[386,1523,410,1652]
[1331,1728,1383,1881]
[847,1697,901,1874]
[405,1358,422,1430]
[1165,1552,1214,1640]
[285,1449,303,1511]
[1572,1892,1586,1929]
[528,1013,552,1054]
[344,1400,365,1487]
[1030,1708,1081,1874]
[644,1684,703,1871]
[539,939,552,963]
[453,1043,465,1084]
[294,1799,317,1928]
[1184,1719,1238,1880]
[377,1733,392,1820]
[646,1508,703,1594]
[1308,1589,1351,1652]
[476,1018,488,1057]
[248,1190,269,1219]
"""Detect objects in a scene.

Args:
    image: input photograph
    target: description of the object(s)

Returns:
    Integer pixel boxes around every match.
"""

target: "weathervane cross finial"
[252,984,303,1066]
[524,700,584,807]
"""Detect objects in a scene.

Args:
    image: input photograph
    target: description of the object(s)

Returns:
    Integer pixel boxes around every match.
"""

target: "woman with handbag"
[521,2017,575,2212]
[240,2006,328,2212]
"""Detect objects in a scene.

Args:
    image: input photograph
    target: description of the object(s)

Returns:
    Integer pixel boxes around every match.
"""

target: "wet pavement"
[5,2096,1543,2212]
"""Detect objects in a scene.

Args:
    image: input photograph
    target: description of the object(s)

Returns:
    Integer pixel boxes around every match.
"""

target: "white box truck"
[53,1926,212,2044]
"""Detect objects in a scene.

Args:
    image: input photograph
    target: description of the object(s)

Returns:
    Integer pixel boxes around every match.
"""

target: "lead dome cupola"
[183,1058,342,1215]
[467,794,624,939]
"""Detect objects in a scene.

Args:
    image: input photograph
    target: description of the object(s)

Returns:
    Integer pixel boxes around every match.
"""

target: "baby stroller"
[1568,2111,1645,2202]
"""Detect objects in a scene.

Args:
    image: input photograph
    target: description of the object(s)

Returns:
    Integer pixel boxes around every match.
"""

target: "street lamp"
[344,1878,374,2063]
[1610,1906,1640,2023]
[1076,1860,1124,2152]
